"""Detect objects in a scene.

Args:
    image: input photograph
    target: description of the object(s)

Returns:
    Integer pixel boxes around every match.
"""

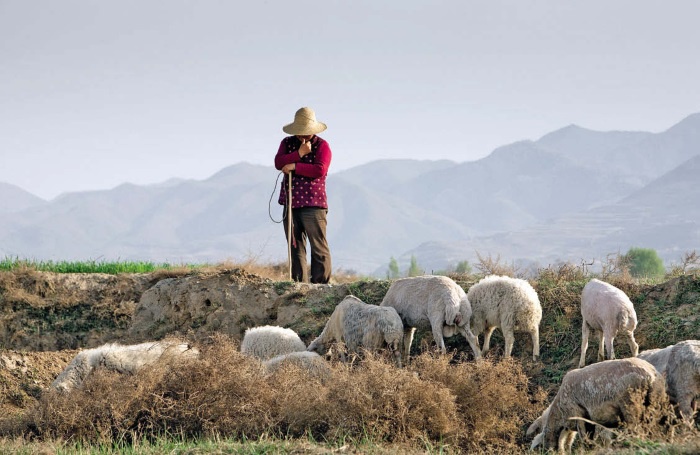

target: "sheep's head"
[306,337,326,355]
[386,337,403,368]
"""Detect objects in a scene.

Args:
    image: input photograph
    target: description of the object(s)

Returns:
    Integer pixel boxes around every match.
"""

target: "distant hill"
[394,154,700,276]
[1,114,699,275]
[0,182,46,214]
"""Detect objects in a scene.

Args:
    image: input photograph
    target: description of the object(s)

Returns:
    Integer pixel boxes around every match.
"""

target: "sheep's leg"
[626,330,639,357]
[403,327,416,365]
[603,331,615,361]
[579,322,590,368]
[597,331,606,362]
[457,325,482,360]
[677,393,696,422]
[431,319,447,354]
[531,329,540,360]
[481,326,496,356]
[503,329,515,358]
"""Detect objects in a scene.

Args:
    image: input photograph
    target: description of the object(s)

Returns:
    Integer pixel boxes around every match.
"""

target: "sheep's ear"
[454,313,463,325]
[530,432,543,449]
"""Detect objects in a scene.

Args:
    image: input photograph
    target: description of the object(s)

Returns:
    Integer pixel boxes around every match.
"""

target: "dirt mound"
[0,267,698,448]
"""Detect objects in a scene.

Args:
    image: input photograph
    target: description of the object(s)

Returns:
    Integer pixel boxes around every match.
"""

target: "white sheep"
[466,275,542,360]
[579,278,639,368]
[639,340,700,421]
[263,351,331,381]
[307,295,404,367]
[637,345,673,373]
[528,357,666,453]
[51,340,199,392]
[240,325,307,361]
[380,275,482,363]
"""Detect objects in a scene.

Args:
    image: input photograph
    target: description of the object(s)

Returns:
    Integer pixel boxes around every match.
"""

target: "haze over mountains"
[1,113,699,276]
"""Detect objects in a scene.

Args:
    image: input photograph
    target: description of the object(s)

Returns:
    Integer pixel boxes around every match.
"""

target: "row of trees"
[386,247,675,280]
[386,255,471,279]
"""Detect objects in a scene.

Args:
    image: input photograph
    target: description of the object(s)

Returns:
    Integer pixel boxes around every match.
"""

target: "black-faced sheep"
[307,295,404,367]
[579,278,639,368]
[51,340,199,392]
[379,275,481,363]
[466,275,542,360]
[639,340,700,421]
[240,325,307,361]
[528,357,666,453]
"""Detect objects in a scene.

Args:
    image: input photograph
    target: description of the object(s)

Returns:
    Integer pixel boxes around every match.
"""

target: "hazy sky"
[2,1,700,200]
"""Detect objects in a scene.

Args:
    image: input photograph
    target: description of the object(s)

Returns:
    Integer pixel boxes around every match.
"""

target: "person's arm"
[295,141,332,178]
[274,139,300,170]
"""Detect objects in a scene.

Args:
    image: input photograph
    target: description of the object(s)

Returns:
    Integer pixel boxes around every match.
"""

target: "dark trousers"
[283,207,332,284]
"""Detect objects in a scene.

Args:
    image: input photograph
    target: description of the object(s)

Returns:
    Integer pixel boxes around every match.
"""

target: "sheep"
[579,278,639,368]
[240,325,307,361]
[51,339,199,392]
[307,295,404,367]
[466,275,542,360]
[637,345,673,373]
[263,351,331,381]
[528,357,666,453]
[379,275,481,363]
[638,340,700,421]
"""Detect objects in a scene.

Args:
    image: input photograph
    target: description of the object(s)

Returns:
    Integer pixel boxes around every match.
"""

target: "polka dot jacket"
[275,135,332,209]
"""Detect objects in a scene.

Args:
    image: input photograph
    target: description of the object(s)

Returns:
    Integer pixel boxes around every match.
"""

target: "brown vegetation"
[0,262,699,452]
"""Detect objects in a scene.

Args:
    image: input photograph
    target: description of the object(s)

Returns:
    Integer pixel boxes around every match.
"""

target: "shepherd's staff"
[286,170,293,280]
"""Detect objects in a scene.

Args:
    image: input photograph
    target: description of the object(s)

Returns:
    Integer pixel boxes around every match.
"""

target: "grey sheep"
[240,325,307,361]
[308,295,404,367]
[528,357,666,453]
[638,340,700,421]
[467,275,542,360]
[579,279,639,368]
[263,351,331,381]
[51,340,199,392]
[380,275,481,363]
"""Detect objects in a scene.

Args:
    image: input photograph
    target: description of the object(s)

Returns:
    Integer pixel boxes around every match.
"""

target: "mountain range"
[2,113,699,276]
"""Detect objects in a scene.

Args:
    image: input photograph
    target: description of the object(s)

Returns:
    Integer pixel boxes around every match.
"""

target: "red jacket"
[275,135,332,209]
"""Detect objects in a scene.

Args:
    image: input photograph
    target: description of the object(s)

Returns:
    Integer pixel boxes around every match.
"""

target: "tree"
[624,247,665,278]
[454,260,472,274]
[387,257,400,279]
[407,255,423,277]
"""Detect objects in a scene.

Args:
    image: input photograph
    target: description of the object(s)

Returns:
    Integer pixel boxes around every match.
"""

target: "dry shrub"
[668,250,700,278]
[474,251,521,278]
[24,337,461,447]
[410,353,532,452]
[316,353,459,443]
[29,334,273,443]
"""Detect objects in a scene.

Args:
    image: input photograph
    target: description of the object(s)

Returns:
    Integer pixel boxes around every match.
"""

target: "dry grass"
[11,336,534,452]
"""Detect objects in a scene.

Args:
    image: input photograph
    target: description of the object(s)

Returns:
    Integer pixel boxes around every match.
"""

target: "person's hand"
[298,140,312,157]
[282,163,295,174]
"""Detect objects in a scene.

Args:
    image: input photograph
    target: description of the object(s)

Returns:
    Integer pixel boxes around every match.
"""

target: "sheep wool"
[640,340,700,421]
[529,357,666,453]
[51,340,199,392]
[467,275,542,360]
[579,278,639,368]
[240,325,307,361]
[308,295,404,367]
[380,275,481,363]
[263,351,331,382]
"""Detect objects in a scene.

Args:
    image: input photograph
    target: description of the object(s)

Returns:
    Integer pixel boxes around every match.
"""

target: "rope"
[268,172,285,223]
[268,170,295,280]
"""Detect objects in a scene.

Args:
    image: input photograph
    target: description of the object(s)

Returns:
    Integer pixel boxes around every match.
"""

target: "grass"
[0,434,398,455]
[0,256,191,274]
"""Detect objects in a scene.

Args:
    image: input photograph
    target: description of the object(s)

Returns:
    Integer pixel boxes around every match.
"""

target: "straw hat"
[282,107,327,135]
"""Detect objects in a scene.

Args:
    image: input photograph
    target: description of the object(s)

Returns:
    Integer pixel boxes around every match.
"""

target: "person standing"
[275,107,332,284]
